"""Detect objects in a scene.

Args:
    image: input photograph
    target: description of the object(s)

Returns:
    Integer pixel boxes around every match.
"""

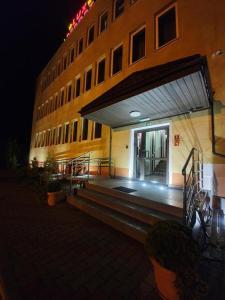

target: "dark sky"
[0,0,83,167]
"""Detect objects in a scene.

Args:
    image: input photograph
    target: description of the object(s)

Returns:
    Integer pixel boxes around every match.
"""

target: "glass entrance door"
[134,126,169,184]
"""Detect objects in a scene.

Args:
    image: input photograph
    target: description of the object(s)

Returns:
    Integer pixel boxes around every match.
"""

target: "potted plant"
[145,220,207,300]
[47,180,65,206]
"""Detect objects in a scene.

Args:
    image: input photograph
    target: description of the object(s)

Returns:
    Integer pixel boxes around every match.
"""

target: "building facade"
[30,0,225,196]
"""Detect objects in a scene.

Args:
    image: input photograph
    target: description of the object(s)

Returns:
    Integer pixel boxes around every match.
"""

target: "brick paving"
[0,173,224,300]
[0,174,159,300]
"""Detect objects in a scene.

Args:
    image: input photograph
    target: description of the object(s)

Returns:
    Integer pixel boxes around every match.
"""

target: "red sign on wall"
[66,0,96,38]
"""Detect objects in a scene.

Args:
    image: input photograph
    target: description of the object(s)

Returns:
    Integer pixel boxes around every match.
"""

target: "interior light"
[140,117,150,122]
[130,111,141,118]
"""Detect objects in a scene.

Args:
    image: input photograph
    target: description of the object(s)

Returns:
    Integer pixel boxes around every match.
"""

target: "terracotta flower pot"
[47,191,65,206]
[150,257,179,300]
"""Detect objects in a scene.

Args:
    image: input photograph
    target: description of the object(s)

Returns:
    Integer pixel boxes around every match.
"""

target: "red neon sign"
[66,0,96,38]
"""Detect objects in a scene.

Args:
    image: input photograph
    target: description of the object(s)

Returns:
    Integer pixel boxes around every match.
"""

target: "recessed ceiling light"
[129,111,141,117]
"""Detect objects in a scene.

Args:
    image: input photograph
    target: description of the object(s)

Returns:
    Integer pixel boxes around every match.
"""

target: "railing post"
[70,161,73,194]
[88,153,90,180]
[183,173,187,225]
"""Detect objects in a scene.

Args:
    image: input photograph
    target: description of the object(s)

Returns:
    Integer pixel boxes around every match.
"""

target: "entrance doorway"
[134,126,169,184]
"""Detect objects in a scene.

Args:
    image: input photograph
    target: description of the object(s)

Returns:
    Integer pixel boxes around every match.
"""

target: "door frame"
[129,122,171,185]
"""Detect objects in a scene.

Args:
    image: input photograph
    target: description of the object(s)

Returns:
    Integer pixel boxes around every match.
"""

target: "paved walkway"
[0,173,224,300]
[0,174,158,300]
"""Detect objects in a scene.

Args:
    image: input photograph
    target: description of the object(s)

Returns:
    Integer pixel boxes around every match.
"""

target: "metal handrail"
[182,147,203,225]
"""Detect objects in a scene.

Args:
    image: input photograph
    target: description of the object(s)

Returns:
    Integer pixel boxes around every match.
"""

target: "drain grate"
[113,186,137,193]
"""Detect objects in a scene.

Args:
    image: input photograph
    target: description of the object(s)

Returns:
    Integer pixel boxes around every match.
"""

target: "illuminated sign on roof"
[66,0,96,39]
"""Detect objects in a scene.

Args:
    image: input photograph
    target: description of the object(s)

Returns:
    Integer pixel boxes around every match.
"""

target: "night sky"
[0,0,83,167]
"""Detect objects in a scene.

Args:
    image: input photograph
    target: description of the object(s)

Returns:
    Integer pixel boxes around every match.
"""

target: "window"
[70,48,75,63]
[63,55,67,70]
[99,11,108,33]
[94,123,102,139]
[58,126,62,144]
[114,0,124,19]
[82,119,89,140]
[53,128,57,145]
[156,4,177,49]
[47,130,51,146]
[57,61,61,76]
[74,76,81,98]
[60,89,64,106]
[85,67,92,91]
[77,38,83,55]
[87,25,95,45]
[111,44,123,75]
[67,83,72,102]
[64,123,70,143]
[72,121,78,142]
[54,94,58,111]
[130,26,146,64]
[96,58,106,84]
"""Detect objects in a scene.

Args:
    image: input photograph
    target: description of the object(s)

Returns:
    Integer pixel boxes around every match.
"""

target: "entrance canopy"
[80,55,212,128]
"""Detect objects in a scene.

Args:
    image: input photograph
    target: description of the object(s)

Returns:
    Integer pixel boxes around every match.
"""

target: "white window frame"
[155,2,179,50]
[129,25,146,65]
[111,43,123,77]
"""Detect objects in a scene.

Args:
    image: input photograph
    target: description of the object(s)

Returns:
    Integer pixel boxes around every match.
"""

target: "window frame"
[74,74,81,98]
[155,2,179,50]
[87,24,95,46]
[113,0,125,20]
[99,10,108,34]
[84,65,92,92]
[67,82,73,103]
[111,43,123,76]
[77,37,84,56]
[96,56,106,85]
[82,118,89,141]
[94,122,102,139]
[129,25,146,65]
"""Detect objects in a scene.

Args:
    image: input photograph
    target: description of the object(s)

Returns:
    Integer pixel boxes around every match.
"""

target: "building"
[30,0,225,197]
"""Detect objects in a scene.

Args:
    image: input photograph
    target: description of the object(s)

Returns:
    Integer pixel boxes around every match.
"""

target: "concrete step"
[85,182,183,218]
[67,195,150,243]
[77,188,181,226]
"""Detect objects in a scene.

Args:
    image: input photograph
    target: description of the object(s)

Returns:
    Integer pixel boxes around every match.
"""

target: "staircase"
[67,183,183,243]
[152,159,167,176]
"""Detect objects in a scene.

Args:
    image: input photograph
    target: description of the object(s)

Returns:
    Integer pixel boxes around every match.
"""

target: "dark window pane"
[58,127,62,144]
[95,123,102,139]
[132,28,145,63]
[85,69,92,91]
[73,121,78,142]
[158,7,176,47]
[82,119,88,140]
[65,124,69,143]
[64,56,67,70]
[113,45,123,75]
[78,38,83,55]
[97,59,105,84]
[88,26,94,45]
[61,90,64,106]
[75,78,81,97]
[115,0,124,18]
[70,48,74,63]
[100,11,108,33]
[68,85,72,102]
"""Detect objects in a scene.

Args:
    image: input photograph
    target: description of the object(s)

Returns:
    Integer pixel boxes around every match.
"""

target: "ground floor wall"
[112,108,225,197]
